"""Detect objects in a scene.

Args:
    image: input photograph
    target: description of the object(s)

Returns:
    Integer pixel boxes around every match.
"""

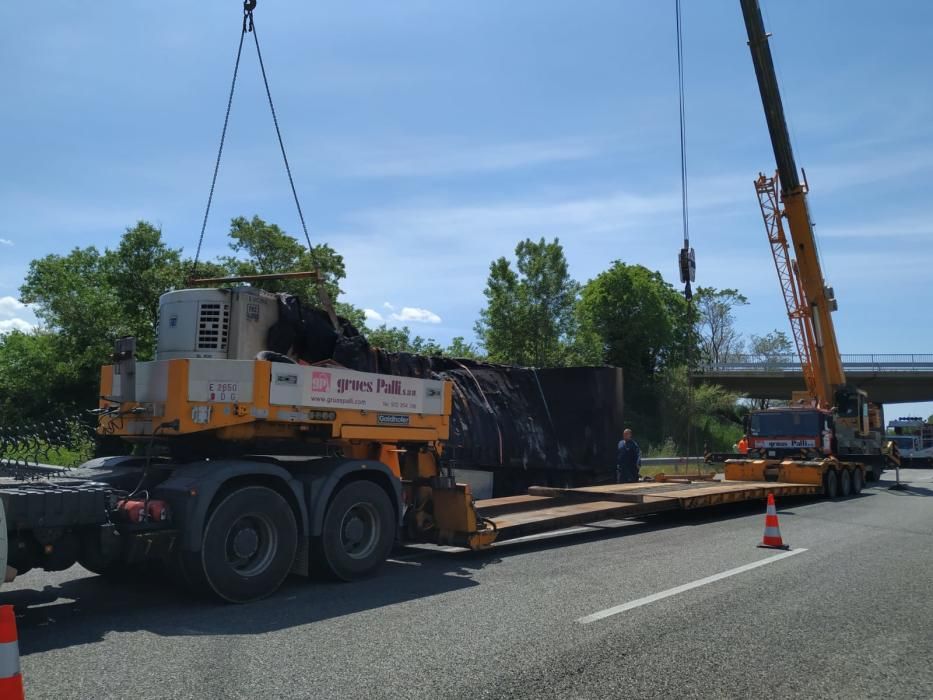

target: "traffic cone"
[0,605,24,699]
[758,492,790,550]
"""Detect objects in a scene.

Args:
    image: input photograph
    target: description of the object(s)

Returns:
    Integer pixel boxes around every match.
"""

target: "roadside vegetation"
[0,219,791,457]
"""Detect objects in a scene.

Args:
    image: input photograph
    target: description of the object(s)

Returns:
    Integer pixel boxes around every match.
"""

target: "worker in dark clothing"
[616,428,641,483]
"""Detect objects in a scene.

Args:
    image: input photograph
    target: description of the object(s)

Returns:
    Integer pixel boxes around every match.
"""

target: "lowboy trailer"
[0,286,856,602]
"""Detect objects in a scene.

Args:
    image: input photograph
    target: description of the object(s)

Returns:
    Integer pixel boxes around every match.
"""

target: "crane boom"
[739,0,846,408]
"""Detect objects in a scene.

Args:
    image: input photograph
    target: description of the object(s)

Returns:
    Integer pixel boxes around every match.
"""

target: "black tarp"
[268,297,624,487]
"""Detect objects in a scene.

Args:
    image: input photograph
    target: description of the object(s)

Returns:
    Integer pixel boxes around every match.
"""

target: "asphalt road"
[5,469,932,699]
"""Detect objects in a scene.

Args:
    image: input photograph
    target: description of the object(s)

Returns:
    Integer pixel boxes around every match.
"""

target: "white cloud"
[0,238,12,246]
[0,296,29,318]
[363,308,384,324]
[342,138,601,179]
[817,215,932,239]
[390,307,442,324]
[0,296,37,334]
[809,148,933,193]
[362,302,440,326]
[0,318,34,334]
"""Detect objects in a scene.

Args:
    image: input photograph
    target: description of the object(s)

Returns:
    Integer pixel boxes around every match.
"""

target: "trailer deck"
[476,479,822,541]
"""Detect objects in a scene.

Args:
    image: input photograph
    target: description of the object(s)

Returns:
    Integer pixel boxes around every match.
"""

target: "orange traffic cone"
[758,492,790,550]
[0,605,24,699]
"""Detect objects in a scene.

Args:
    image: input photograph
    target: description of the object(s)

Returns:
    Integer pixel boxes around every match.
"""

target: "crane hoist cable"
[675,0,695,302]
[189,1,341,329]
[674,0,698,470]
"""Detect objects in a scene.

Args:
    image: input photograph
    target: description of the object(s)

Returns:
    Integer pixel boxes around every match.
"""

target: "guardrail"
[697,354,933,374]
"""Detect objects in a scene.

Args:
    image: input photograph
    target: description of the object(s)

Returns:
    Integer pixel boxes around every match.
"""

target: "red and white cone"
[758,492,789,550]
[0,605,24,699]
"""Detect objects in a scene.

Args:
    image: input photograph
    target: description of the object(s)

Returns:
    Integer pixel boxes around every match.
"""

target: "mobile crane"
[713,0,897,493]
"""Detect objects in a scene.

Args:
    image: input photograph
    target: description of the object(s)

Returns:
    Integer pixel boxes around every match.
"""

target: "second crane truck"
[711,0,898,493]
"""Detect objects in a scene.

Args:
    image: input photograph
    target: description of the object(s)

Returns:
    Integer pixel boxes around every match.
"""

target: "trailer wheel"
[851,468,864,495]
[839,468,852,498]
[315,480,394,581]
[199,486,298,603]
[823,469,839,499]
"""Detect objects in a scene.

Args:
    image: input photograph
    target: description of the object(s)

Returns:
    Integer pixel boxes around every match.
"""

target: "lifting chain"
[190,2,342,330]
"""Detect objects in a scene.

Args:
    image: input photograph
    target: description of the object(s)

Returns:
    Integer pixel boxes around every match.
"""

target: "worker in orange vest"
[737,436,749,454]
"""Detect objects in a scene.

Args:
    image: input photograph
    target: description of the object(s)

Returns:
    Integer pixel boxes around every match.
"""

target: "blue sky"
[1,1,931,417]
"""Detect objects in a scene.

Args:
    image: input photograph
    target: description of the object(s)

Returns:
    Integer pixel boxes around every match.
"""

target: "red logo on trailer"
[311,371,331,393]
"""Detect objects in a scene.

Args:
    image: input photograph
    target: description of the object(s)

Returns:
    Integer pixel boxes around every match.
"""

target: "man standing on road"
[616,428,641,483]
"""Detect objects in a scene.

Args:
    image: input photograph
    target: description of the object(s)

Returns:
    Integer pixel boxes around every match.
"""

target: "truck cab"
[747,407,835,460]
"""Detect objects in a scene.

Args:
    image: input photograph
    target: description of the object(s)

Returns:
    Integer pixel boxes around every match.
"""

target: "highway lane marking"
[577,548,808,624]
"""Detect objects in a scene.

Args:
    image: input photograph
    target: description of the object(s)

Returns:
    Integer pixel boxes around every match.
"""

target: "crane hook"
[243,0,256,33]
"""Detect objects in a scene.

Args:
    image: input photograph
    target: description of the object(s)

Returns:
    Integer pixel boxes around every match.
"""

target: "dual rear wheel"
[182,479,395,602]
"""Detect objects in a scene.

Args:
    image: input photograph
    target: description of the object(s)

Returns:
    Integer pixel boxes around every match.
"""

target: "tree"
[748,330,794,410]
[14,216,363,419]
[474,237,579,366]
[694,287,748,364]
[364,325,481,358]
[576,262,690,379]
[218,216,347,304]
[19,222,187,405]
[0,330,82,423]
[749,330,793,366]
[656,365,743,454]
[446,336,482,360]
[365,325,441,354]
[575,262,692,444]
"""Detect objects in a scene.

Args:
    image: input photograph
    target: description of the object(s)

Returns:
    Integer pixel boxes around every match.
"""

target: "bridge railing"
[698,354,933,374]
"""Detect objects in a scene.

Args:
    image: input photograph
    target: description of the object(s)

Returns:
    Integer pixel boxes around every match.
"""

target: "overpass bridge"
[693,354,933,404]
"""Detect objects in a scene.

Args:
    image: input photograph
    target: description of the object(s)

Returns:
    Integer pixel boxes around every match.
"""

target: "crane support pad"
[476,480,820,541]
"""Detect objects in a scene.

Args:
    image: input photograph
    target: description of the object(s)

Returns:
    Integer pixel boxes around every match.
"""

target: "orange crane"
[714,0,897,494]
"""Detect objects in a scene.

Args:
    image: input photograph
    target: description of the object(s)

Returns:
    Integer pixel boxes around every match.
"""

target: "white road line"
[577,548,808,624]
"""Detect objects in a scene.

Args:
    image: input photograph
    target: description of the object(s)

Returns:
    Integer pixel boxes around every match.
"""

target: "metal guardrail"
[697,354,933,374]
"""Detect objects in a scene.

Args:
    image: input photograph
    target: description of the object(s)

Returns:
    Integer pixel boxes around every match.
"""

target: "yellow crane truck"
[705,0,899,493]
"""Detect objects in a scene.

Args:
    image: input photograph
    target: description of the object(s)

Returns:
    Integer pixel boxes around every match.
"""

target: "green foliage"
[474,237,579,367]
[656,366,743,453]
[219,215,347,304]
[10,216,362,421]
[0,330,84,422]
[694,286,748,364]
[577,262,690,380]
[365,325,482,358]
[749,329,792,363]
[16,222,186,411]
[445,336,482,360]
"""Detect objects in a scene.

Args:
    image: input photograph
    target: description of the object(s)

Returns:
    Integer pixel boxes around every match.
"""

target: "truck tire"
[851,468,864,495]
[839,468,852,498]
[315,480,394,581]
[823,469,839,499]
[199,486,298,603]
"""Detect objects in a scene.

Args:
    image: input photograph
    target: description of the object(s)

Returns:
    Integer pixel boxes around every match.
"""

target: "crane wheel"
[314,480,395,582]
[839,468,852,498]
[198,486,298,603]
[851,468,864,495]
[823,469,839,499]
